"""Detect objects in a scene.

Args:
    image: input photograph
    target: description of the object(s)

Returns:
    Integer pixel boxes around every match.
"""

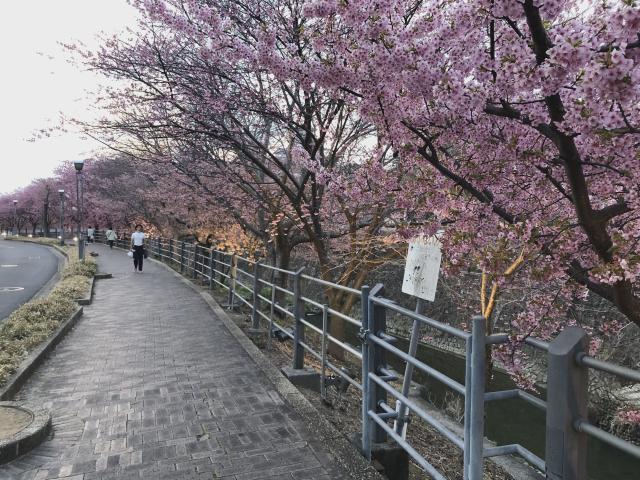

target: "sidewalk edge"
[0,307,83,401]
[149,258,384,480]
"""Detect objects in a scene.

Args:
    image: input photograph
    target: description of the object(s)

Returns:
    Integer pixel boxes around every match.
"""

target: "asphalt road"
[0,241,59,321]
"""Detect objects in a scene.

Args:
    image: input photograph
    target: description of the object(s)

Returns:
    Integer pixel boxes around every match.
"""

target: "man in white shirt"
[130,224,146,272]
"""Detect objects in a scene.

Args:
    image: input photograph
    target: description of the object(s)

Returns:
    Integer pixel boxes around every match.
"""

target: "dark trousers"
[108,240,114,249]
[133,245,144,271]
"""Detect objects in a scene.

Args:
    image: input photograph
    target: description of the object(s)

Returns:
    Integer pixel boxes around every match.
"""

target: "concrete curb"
[0,307,83,401]
[0,402,51,464]
[147,256,384,480]
[76,276,96,305]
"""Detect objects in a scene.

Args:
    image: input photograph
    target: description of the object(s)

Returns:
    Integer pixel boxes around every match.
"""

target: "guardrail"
[94,231,640,480]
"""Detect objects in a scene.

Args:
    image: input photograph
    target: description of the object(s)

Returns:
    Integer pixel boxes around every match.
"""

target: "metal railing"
[94,231,640,480]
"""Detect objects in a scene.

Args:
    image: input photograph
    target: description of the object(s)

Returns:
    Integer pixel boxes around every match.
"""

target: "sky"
[0,0,139,195]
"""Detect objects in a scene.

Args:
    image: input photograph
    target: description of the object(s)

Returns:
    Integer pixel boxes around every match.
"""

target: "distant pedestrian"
[105,226,117,249]
[130,224,146,272]
[87,226,95,243]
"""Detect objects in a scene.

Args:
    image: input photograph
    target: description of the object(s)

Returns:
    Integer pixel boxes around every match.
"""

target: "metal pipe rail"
[483,444,545,472]
[298,317,362,359]
[301,274,361,295]
[575,418,640,460]
[370,296,469,340]
[92,231,640,480]
[369,333,466,395]
[484,389,547,411]
[576,352,640,382]
[370,373,465,449]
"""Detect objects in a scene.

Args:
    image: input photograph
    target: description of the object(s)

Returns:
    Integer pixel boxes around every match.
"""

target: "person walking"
[130,224,146,273]
[105,226,117,249]
[87,226,95,243]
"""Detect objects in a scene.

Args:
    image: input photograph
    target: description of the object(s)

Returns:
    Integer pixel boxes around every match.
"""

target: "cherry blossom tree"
[75,0,406,324]
[296,0,640,338]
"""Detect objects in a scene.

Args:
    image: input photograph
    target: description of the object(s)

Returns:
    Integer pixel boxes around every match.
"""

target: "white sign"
[402,237,442,302]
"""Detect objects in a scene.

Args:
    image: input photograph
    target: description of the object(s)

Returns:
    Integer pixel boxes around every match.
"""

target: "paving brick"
[0,245,351,480]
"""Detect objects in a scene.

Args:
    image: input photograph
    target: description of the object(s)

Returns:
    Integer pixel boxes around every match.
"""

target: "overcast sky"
[0,0,139,195]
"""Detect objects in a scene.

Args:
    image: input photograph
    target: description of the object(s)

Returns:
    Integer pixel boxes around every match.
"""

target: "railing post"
[208,249,214,290]
[463,336,473,480]
[321,303,329,401]
[169,239,173,265]
[180,241,185,273]
[156,237,161,259]
[467,315,486,480]
[227,253,237,309]
[292,267,306,369]
[545,327,588,480]
[192,244,198,279]
[251,261,262,329]
[360,284,372,458]
[368,285,388,446]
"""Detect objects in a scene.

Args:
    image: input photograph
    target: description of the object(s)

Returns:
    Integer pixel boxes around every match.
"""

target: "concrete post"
[251,262,262,329]
[545,327,588,480]
[292,267,306,369]
[180,241,185,273]
[467,315,486,480]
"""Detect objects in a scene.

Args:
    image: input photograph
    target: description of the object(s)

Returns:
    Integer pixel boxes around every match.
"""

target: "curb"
[147,256,384,480]
[0,307,83,401]
[0,402,51,464]
[76,276,96,305]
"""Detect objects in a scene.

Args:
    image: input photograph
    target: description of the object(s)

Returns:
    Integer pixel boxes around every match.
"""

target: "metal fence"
[94,231,640,480]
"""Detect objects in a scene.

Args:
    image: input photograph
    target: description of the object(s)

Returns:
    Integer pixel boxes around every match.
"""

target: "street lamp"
[12,200,17,236]
[74,159,85,261]
[58,189,65,246]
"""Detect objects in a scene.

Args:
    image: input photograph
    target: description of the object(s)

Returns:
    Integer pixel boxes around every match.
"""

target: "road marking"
[0,287,25,292]
[1,265,19,268]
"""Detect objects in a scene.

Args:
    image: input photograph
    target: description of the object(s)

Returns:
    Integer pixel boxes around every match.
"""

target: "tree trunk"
[273,234,292,313]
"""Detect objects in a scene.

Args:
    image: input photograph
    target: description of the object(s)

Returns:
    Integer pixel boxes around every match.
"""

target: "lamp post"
[74,160,85,261]
[12,200,17,236]
[58,189,65,246]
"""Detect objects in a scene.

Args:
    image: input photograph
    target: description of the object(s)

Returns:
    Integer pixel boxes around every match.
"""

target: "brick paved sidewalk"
[0,245,354,480]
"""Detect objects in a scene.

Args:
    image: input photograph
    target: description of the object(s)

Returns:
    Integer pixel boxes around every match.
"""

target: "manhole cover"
[1,264,18,268]
[0,406,33,438]
[0,287,24,292]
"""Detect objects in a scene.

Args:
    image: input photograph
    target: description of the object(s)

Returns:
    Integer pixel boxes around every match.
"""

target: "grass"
[0,237,97,387]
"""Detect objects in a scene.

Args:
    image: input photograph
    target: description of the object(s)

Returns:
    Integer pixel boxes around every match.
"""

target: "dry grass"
[0,240,96,387]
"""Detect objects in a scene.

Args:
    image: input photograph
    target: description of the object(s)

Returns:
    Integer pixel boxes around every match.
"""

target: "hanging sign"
[402,236,442,302]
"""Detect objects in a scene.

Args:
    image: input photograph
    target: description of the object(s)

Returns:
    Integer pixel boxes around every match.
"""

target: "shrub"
[52,275,91,300]
[0,295,77,386]
[62,259,98,278]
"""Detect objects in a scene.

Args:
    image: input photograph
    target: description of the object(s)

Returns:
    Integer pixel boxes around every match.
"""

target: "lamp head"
[58,189,64,194]
[13,200,17,205]
[73,159,85,172]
